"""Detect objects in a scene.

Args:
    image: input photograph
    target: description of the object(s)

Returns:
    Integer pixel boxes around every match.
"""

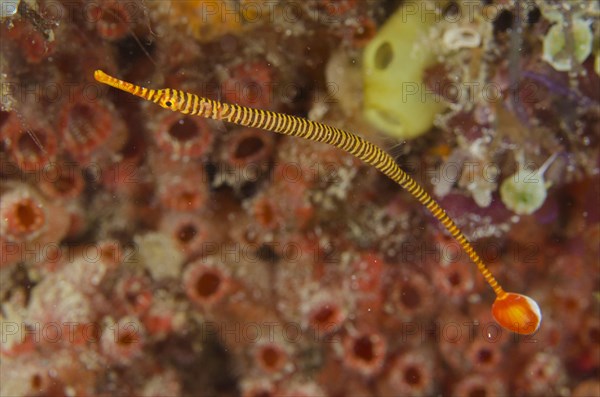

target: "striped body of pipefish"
[94,69,541,335]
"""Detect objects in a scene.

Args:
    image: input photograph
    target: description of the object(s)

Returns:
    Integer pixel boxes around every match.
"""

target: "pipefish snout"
[94,69,542,335]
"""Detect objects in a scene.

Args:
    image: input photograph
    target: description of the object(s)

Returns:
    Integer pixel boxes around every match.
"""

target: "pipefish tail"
[94,69,542,335]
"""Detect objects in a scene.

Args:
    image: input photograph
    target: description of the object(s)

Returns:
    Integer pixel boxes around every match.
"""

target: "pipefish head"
[94,70,182,112]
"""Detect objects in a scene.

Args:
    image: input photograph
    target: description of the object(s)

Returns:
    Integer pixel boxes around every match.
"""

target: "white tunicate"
[469,180,494,208]
[442,27,481,51]
[0,0,19,19]
[500,154,558,215]
[134,232,184,280]
[325,49,363,116]
[433,149,466,198]
[543,18,593,72]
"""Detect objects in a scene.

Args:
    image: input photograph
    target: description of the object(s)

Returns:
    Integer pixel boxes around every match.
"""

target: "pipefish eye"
[164,100,172,107]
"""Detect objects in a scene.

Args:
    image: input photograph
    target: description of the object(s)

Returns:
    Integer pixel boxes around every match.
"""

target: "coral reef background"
[0,0,598,396]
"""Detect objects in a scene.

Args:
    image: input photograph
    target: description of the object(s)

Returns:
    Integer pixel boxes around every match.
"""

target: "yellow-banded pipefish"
[94,69,542,335]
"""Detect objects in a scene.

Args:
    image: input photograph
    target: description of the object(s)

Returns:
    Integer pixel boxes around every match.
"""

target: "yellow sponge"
[363,1,444,139]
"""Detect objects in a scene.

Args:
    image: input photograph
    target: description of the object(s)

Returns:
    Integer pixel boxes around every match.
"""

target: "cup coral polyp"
[382,350,434,397]
[183,261,231,307]
[342,331,387,376]
[87,0,133,41]
[221,60,275,109]
[254,342,289,375]
[38,160,85,200]
[0,186,47,242]
[305,298,346,336]
[5,117,57,172]
[153,113,214,161]
[223,127,275,171]
[101,316,145,365]
[59,98,113,163]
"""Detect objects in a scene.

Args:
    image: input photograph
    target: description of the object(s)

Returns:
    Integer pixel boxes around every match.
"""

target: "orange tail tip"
[492,292,542,335]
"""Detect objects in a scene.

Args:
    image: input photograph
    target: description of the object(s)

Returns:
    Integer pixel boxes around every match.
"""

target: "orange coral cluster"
[0,0,598,396]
